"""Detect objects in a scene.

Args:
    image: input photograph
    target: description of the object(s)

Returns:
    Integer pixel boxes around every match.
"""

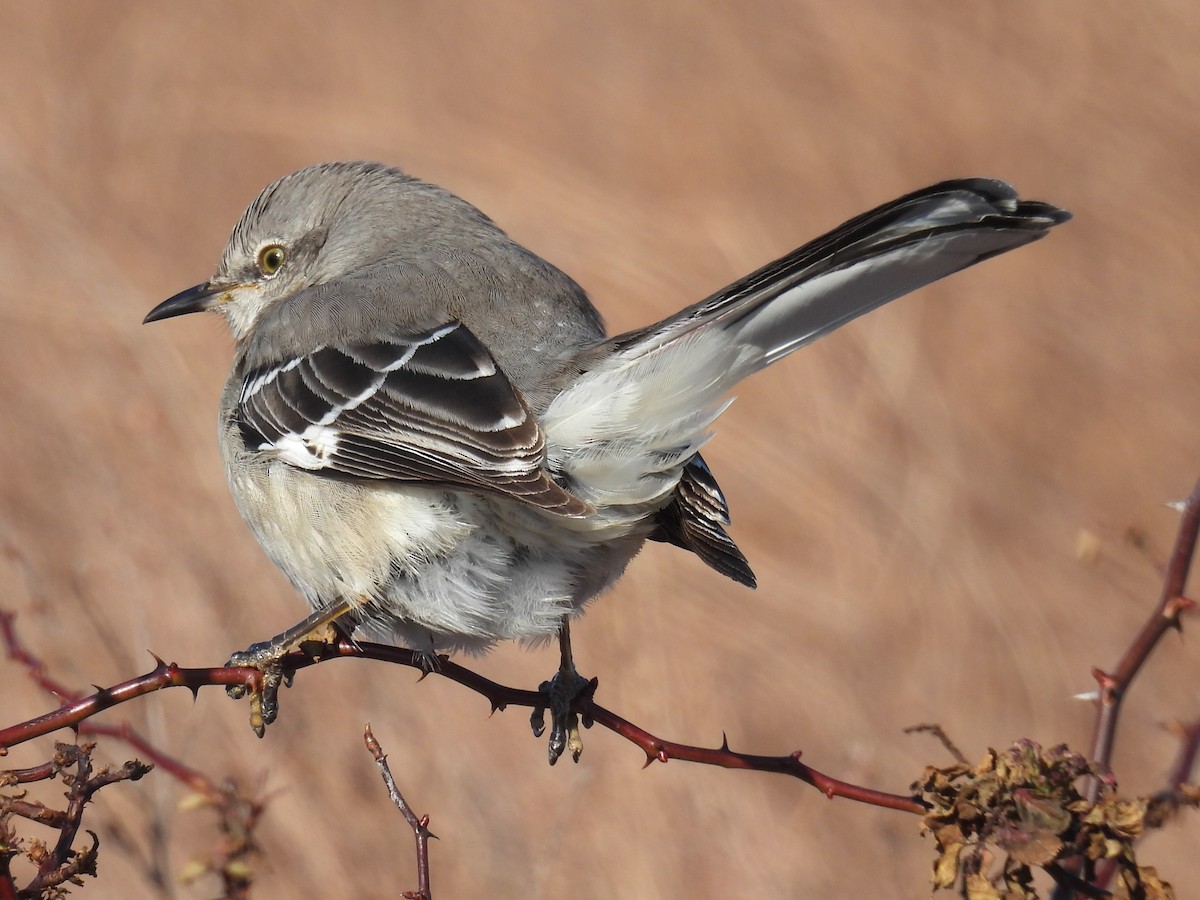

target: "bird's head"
[144,161,496,340]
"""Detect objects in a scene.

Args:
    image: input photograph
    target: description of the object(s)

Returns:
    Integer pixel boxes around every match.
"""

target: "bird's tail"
[543,179,1070,518]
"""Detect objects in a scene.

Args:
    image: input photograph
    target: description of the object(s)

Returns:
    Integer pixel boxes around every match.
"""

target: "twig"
[1164,717,1200,791]
[364,725,434,900]
[903,723,968,764]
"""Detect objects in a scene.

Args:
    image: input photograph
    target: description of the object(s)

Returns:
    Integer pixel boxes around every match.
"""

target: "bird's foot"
[530,667,596,765]
[226,601,353,737]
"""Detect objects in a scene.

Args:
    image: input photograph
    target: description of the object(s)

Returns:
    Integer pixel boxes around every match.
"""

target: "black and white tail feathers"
[609,178,1069,368]
[544,179,1069,580]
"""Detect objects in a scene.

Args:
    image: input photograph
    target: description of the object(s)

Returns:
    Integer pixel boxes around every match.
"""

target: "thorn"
[720,732,730,752]
[147,650,167,669]
[642,751,655,769]
[187,684,201,703]
[1166,596,1196,629]
[1073,690,1101,702]
[416,669,432,683]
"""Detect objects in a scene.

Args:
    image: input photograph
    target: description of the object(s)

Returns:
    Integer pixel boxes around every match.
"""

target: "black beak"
[143,282,224,324]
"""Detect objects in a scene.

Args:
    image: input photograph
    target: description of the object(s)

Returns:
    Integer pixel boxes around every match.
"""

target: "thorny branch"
[0,631,926,815]
[1084,475,1200,801]
[0,613,267,898]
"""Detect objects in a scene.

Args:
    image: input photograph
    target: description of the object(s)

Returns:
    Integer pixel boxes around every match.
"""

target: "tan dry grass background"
[1,3,1198,897]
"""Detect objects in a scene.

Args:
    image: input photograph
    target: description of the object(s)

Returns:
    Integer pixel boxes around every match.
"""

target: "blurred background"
[1,2,1197,897]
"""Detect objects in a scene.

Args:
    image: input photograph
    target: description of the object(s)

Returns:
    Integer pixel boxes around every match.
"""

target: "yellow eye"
[257,244,286,276]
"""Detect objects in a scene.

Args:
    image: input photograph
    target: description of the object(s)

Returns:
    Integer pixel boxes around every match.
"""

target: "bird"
[145,162,1069,761]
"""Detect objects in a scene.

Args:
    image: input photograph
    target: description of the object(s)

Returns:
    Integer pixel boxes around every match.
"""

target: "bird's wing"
[236,321,592,516]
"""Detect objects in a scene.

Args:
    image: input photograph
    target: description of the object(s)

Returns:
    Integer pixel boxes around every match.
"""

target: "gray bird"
[145,162,1069,761]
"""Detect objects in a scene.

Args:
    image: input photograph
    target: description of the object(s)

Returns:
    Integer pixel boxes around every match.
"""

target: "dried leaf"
[935,822,966,847]
[1015,790,1071,835]
[933,841,963,889]
[995,825,1063,867]
[1002,859,1037,898]
[1103,798,1147,839]
[965,871,1002,900]
[1136,866,1174,900]
[1115,864,1175,900]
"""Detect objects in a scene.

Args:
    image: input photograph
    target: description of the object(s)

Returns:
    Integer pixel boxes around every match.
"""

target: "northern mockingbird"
[145,162,1068,760]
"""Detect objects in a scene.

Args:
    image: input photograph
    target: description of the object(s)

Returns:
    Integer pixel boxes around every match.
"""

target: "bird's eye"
[257,244,286,277]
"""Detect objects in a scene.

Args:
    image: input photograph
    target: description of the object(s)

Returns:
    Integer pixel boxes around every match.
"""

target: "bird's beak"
[143,282,224,324]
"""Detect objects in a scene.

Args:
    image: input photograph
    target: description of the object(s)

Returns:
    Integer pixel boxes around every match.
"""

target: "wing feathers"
[238,323,591,516]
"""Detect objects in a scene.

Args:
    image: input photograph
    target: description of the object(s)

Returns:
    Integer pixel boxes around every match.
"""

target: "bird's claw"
[226,639,292,737]
[532,669,595,765]
[224,621,341,737]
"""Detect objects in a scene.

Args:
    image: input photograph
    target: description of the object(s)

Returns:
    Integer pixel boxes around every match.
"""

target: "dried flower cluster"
[915,739,1197,899]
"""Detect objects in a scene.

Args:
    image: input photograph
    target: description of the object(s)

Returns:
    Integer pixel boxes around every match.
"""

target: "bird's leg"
[530,618,595,764]
[226,598,355,736]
